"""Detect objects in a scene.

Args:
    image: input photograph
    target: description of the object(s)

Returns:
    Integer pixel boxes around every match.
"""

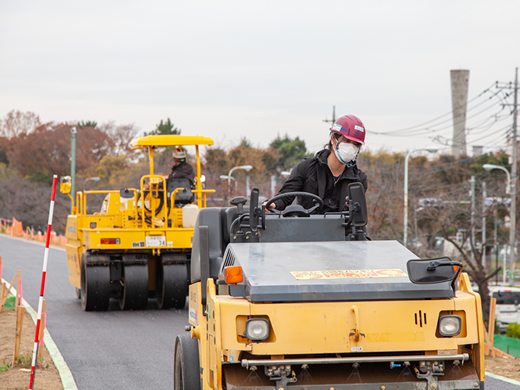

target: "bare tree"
[410,160,510,323]
[361,150,405,240]
[0,110,41,139]
[99,121,140,155]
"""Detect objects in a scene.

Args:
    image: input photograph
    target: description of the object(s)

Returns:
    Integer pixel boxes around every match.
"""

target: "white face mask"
[333,138,359,164]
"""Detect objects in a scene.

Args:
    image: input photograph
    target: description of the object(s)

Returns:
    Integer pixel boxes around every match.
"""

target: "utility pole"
[496,68,518,286]
[470,176,475,264]
[494,200,499,285]
[482,182,487,269]
[70,127,77,210]
[512,68,518,286]
[323,106,336,125]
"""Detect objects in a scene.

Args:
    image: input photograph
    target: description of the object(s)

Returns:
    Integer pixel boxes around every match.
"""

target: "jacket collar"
[316,149,359,178]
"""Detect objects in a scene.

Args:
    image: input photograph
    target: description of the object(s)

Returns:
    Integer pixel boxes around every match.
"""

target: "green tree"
[147,118,181,136]
[78,121,98,128]
[269,134,311,171]
[144,118,182,168]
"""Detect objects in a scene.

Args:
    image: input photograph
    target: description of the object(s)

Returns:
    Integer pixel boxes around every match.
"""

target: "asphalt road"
[1,235,189,390]
[1,234,519,389]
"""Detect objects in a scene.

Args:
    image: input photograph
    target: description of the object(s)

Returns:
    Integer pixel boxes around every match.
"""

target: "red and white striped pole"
[29,174,58,390]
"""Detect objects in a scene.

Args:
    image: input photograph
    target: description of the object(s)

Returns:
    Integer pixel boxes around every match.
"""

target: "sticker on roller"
[290,269,407,280]
[351,347,363,352]
[189,307,198,324]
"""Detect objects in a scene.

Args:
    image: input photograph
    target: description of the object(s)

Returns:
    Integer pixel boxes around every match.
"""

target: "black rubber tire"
[157,263,188,310]
[174,334,200,390]
[119,264,149,310]
[81,257,110,311]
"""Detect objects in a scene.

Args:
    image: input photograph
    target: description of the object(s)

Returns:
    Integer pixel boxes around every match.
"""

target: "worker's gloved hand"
[262,201,276,212]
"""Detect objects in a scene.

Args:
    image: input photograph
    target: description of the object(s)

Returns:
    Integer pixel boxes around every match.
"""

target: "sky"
[1,0,519,156]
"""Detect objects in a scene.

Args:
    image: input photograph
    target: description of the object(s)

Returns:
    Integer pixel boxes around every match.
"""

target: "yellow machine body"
[188,273,484,389]
[61,135,214,311]
[174,186,486,389]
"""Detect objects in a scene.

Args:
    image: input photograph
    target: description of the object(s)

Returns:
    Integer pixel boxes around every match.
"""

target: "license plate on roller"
[146,236,166,247]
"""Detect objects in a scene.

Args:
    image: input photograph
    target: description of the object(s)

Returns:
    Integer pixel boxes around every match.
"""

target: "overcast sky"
[1,1,519,156]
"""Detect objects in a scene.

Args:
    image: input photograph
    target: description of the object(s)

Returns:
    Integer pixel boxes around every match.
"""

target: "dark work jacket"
[168,161,194,186]
[273,149,368,213]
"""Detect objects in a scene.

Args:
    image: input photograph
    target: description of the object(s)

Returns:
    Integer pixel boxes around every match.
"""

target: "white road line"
[1,277,78,390]
[486,371,520,386]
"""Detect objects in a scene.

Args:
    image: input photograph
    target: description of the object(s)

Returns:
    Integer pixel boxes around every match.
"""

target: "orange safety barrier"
[1,217,68,247]
[11,217,24,236]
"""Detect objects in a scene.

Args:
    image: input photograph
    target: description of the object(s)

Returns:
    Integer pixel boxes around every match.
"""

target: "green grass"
[0,355,37,372]
[0,361,12,372]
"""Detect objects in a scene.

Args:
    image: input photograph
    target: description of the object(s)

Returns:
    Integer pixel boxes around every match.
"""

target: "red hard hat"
[330,115,366,145]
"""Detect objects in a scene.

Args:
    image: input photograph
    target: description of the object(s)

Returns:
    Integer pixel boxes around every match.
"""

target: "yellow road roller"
[175,183,485,390]
[61,135,214,311]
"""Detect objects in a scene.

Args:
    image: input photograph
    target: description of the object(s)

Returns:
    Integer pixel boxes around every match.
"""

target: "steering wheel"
[264,192,323,217]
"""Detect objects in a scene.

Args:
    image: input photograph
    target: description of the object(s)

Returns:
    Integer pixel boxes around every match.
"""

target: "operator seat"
[167,178,193,205]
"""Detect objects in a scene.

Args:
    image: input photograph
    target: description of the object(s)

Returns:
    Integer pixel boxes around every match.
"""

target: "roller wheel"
[119,264,149,310]
[174,334,200,390]
[156,263,188,310]
[81,257,110,311]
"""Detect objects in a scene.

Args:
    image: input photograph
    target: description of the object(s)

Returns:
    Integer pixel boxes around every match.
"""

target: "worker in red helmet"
[168,147,195,186]
[268,114,367,213]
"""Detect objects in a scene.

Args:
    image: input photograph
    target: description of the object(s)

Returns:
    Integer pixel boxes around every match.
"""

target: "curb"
[486,371,520,386]
[1,278,77,390]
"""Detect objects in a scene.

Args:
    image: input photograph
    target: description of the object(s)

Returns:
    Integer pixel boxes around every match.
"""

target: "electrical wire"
[371,83,497,135]
[375,95,506,138]
[371,84,500,136]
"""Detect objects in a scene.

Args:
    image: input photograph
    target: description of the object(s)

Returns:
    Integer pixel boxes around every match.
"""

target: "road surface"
[1,235,188,390]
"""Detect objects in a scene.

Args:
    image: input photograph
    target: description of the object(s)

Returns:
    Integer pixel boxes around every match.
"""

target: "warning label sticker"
[290,269,407,280]
[189,307,198,325]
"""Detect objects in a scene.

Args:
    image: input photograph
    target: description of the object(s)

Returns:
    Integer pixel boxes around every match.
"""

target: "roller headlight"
[245,319,270,341]
[438,315,461,337]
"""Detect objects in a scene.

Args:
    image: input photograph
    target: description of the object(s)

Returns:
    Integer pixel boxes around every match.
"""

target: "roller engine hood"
[220,240,455,303]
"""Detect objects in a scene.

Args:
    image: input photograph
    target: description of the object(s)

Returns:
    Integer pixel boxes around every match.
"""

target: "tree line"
[1,110,518,322]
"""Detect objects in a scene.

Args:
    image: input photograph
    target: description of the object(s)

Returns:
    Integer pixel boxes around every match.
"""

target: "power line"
[373,89,506,137]
[371,83,498,136]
